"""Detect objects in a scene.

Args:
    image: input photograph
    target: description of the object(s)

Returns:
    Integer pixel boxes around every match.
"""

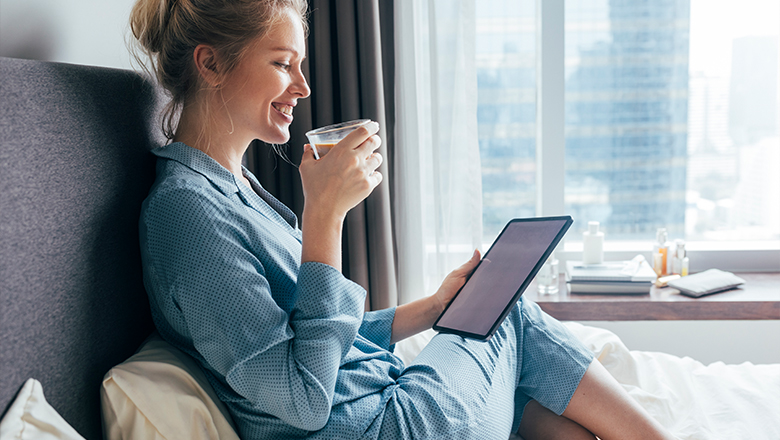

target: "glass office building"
[475,1,538,242]
[564,1,691,239]
[476,0,691,241]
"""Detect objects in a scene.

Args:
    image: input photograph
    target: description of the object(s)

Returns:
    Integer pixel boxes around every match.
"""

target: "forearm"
[301,206,344,271]
[389,295,443,345]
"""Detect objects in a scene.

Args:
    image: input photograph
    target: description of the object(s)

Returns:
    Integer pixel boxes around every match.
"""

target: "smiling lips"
[273,103,293,116]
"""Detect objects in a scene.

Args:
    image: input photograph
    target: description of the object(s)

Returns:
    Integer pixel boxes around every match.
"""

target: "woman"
[131,0,674,438]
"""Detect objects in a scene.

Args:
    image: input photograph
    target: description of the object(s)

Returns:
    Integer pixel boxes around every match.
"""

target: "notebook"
[566,255,656,295]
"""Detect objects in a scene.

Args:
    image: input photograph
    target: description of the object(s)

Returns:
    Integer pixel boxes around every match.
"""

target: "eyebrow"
[269,46,306,62]
[270,47,299,55]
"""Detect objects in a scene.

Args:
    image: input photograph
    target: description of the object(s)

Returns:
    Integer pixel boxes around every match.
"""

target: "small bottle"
[668,240,678,275]
[672,239,685,275]
[653,228,670,276]
[582,221,604,265]
[653,253,664,277]
[675,240,689,276]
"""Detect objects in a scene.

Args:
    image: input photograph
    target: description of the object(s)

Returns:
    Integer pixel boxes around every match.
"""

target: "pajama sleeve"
[141,185,366,431]
[358,308,397,351]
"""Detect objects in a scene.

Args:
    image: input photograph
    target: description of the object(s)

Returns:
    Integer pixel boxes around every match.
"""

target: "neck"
[174,101,252,179]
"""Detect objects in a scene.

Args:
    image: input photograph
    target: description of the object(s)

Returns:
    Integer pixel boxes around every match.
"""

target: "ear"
[193,44,221,87]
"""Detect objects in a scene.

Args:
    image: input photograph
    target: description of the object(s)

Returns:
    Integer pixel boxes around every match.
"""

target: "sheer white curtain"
[393,0,483,304]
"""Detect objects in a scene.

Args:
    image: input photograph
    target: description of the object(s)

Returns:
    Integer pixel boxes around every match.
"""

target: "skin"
[173,7,675,440]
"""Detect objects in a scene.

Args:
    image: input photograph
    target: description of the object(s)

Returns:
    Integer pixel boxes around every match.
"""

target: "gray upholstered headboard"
[0,57,166,439]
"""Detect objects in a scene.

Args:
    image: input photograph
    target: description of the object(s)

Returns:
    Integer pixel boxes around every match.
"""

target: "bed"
[396,325,780,439]
[1,57,778,440]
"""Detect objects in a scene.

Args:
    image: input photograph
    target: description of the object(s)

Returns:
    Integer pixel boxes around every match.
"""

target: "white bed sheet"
[394,322,780,440]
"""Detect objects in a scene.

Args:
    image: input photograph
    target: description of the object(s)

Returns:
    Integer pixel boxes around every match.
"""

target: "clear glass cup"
[537,256,560,295]
[305,119,372,159]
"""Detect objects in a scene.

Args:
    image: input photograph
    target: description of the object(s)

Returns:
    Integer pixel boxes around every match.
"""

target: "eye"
[274,62,291,71]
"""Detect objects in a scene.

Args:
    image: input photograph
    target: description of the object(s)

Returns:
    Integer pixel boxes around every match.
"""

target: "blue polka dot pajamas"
[140,143,593,440]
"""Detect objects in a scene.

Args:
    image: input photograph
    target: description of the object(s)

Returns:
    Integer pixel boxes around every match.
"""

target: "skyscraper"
[564,0,691,238]
[475,1,537,242]
[476,0,777,244]
[476,1,691,241]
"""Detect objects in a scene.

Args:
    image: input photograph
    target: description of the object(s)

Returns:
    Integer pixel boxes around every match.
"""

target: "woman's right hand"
[299,121,384,221]
[298,122,383,270]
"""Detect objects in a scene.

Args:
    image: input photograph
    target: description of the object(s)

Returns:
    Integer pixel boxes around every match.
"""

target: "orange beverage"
[312,143,336,158]
[306,119,372,159]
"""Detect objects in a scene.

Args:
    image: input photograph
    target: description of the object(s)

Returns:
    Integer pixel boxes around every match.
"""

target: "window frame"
[533,0,780,273]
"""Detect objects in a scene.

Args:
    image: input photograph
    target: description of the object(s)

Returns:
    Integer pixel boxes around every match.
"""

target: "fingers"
[302,144,316,161]
[369,170,383,187]
[333,121,381,160]
[299,121,384,216]
[354,120,380,142]
[364,153,384,192]
[356,128,382,157]
[367,151,383,170]
[355,141,383,185]
[458,249,481,274]
[339,121,379,150]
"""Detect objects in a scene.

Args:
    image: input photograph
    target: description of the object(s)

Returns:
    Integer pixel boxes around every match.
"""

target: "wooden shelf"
[525,272,780,321]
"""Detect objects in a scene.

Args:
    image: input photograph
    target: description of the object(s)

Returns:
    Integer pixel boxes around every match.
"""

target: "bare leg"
[518,400,595,440]
[562,359,675,440]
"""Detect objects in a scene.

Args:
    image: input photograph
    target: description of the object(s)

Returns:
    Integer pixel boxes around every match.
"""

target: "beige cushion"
[0,378,86,440]
[100,333,239,440]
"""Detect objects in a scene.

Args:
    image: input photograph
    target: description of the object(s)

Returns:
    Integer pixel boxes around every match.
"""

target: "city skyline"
[476,0,779,244]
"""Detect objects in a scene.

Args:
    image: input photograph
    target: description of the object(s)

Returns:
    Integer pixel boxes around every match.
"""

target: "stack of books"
[566,255,656,294]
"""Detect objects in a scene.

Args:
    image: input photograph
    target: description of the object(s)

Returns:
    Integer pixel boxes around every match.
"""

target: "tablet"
[433,216,573,341]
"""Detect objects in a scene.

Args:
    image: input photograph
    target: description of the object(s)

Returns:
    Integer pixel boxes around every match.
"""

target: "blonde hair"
[129,0,308,140]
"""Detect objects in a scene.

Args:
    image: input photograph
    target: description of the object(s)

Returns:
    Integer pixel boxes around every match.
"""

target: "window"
[476,0,779,271]
[565,1,690,239]
[685,0,779,242]
[476,0,537,240]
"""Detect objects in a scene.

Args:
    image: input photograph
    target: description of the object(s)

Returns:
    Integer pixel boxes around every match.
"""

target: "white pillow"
[100,333,240,440]
[0,378,86,440]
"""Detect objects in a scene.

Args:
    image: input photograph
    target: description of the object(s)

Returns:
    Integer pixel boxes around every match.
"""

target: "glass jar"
[537,256,560,295]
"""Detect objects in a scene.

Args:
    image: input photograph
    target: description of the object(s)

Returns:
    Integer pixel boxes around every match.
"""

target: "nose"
[291,68,311,98]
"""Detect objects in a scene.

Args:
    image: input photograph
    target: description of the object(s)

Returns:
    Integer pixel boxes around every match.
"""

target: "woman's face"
[217,8,310,145]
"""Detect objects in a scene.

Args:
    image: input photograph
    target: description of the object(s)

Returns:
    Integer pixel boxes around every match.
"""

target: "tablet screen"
[433,216,572,340]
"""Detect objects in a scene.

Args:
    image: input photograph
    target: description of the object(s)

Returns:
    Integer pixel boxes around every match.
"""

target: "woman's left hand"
[432,249,481,314]
[390,249,482,344]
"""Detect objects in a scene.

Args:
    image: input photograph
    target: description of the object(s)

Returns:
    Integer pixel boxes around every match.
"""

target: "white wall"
[581,320,780,365]
[0,0,136,70]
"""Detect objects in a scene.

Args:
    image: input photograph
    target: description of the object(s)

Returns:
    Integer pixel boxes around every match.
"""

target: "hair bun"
[130,0,175,53]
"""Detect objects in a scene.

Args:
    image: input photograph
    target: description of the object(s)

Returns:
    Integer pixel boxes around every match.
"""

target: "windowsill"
[525,272,780,321]
[564,240,780,252]
[559,240,780,273]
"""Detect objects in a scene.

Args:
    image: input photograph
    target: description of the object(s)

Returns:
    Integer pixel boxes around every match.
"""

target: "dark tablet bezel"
[432,216,573,341]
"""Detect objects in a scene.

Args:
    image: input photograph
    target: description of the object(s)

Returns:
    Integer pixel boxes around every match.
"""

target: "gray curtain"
[245,0,398,311]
